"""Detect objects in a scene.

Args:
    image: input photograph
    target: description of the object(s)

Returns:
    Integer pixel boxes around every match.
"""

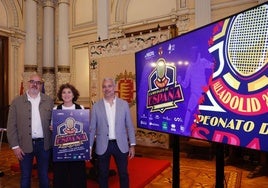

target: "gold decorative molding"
[42,67,55,74]
[43,0,56,8]
[136,129,169,149]
[24,65,37,72]
[89,26,174,59]
[57,65,70,73]
[58,0,69,5]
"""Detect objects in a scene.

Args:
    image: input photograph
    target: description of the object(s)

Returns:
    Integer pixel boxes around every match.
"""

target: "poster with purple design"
[135,3,268,151]
[52,109,90,161]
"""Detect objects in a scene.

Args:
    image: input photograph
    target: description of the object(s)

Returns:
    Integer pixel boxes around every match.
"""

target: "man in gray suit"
[89,78,136,188]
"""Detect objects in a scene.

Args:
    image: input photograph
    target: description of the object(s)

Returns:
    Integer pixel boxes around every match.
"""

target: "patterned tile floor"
[1,143,268,188]
[137,146,268,188]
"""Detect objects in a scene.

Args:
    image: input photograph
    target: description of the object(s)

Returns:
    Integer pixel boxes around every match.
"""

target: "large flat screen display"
[135,3,268,151]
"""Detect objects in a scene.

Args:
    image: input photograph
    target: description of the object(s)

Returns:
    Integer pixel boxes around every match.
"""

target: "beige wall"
[0,0,266,148]
[0,0,264,102]
[69,0,264,108]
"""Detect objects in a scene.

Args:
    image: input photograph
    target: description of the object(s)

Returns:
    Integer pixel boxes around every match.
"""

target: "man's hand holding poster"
[52,109,90,161]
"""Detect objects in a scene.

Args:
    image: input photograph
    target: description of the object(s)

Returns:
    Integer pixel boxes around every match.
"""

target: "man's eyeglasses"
[28,80,43,85]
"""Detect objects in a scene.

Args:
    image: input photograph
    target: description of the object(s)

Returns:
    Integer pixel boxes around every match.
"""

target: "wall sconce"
[90,59,98,69]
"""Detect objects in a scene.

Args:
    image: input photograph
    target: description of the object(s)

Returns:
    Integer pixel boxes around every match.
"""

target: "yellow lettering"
[234,119,244,130]
[259,123,268,135]
[195,115,253,132]
[203,116,210,125]
[262,93,268,107]
[213,82,261,113]
[243,121,254,132]
[225,119,235,129]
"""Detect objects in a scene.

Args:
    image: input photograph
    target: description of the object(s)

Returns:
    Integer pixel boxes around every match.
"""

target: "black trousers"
[98,140,129,188]
[53,161,87,188]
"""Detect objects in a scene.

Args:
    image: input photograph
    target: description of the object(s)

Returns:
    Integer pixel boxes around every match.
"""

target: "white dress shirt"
[104,98,116,140]
[27,92,44,139]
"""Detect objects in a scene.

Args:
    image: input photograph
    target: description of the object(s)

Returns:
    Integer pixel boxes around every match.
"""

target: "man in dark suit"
[89,77,136,188]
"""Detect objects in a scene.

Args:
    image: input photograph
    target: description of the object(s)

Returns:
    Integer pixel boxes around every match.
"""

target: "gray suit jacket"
[89,97,136,155]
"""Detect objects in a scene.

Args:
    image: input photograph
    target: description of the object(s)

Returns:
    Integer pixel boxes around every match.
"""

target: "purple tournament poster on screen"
[52,109,90,161]
[135,3,268,151]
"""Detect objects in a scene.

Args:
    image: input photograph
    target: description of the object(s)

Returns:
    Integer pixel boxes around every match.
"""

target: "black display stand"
[172,138,225,188]
[172,135,180,188]
[215,143,225,188]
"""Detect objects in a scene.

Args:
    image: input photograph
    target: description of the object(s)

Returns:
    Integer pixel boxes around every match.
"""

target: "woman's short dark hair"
[57,83,80,102]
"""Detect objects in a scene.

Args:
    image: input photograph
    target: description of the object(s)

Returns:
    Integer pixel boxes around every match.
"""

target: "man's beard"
[29,87,40,95]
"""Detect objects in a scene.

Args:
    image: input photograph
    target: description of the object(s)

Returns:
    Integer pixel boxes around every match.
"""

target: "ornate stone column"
[43,0,55,98]
[24,0,38,81]
[176,15,190,35]
[195,0,211,27]
[10,36,23,99]
[97,0,108,40]
[57,0,70,90]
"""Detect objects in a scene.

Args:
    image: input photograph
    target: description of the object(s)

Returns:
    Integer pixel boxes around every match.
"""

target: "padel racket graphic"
[226,4,268,80]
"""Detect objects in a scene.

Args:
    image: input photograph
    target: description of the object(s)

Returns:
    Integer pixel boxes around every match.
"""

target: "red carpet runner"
[11,157,170,188]
[86,157,171,188]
